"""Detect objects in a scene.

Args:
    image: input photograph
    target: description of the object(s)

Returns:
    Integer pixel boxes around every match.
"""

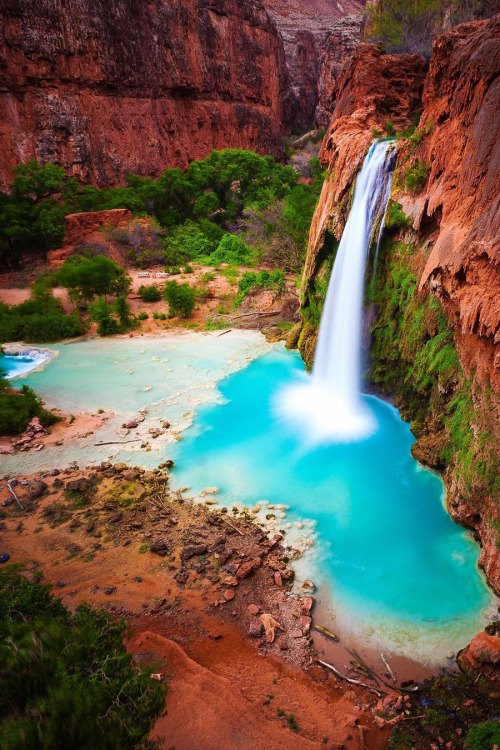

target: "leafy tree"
[365,0,496,57]
[0,568,165,748]
[57,256,131,304]
[115,296,132,328]
[164,281,196,318]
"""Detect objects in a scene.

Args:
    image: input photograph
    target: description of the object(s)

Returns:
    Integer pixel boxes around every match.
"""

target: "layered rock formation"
[302,44,427,289]
[264,0,364,129]
[0,0,287,188]
[296,17,500,597]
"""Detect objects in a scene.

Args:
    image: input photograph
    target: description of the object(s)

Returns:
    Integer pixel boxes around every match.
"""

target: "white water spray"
[276,141,395,443]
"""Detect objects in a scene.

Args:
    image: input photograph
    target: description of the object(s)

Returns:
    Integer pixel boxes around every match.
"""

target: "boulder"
[181,544,207,561]
[459,630,500,681]
[150,540,170,557]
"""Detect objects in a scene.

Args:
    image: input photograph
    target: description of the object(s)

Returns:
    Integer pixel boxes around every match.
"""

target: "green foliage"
[385,200,411,230]
[138,284,162,302]
[163,281,196,318]
[0,283,84,344]
[366,0,444,56]
[210,234,252,265]
[405,160,431,192]
[88,297,120,336]
[465,720,500,749]
[0,568,165,748]
[57,256,131,304]
[0,162,77,268]
[384,119,395,137]
[236,270,286,303]
[0,372,59,435]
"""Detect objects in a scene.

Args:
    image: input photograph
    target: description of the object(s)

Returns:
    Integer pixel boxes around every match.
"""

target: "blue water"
[170,346,493,659]
[0,351,51,379]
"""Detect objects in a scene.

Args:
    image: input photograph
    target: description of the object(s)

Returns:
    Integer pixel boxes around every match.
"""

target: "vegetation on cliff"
[0,567,165,748]
[368,233,499,503]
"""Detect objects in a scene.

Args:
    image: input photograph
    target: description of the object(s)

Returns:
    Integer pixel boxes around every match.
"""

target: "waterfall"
[276,141,395,443]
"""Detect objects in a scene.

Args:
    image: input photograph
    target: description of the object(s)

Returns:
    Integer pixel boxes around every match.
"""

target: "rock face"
[264,0,365,129]
[400,14,500,390]
[459,629,500,681]
[0,0,287,188]
[302,44,427,291]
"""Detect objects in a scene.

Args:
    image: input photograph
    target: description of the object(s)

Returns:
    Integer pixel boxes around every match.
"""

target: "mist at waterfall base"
[276,141,395,444]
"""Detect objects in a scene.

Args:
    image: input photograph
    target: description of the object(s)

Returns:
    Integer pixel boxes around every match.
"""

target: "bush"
[210,234,252,265]
[465,720,500,749]
[137,311,148,320]
[236,269,286,302]
[138,284,162,302]
[0,568,165,748]
[164,281,196,318]
[88,297,120,336]
[0,290,85,345]
[405,160,431,192]
[0,374,59,435]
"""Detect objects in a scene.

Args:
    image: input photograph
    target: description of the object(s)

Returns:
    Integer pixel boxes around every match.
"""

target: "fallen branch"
[217,329,232,337]
[313,624,339,642]
[222,519,244,536]
[7,480,24,510]
[94,439,142,446]
[316,659,385,698]
[381,652,397,683]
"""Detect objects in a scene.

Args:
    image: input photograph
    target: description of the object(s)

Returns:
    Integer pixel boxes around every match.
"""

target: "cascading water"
[276,141,396,443]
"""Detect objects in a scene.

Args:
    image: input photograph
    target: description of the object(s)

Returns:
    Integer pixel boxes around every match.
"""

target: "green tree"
[0,568,165,748]
[57,256,131,304]
[88,297,119,336]
[114,295,132,328]
[164,281,196,318]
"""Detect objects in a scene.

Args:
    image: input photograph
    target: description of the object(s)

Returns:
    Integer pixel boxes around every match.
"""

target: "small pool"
[0,348,53,380]
[169,346,494,662]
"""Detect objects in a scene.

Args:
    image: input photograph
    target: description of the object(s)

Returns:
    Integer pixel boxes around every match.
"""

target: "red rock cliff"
[0,0,287,188]
[264,0,365,129]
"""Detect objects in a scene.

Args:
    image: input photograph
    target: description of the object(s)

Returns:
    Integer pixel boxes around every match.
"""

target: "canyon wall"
[0,0,287,188]
[297,16,500,594]
[264,0,364,129]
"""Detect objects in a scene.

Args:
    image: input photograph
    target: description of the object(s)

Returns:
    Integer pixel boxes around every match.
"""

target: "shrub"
[88,297,119,336]
[384,119,395,136]
[0,374,59,435]
[0,568,165,748]
[236,269,286,302]
[385,201,411,230]
[0,290,85,344]
[164,281,196,318]
[137,311,148,320]
[405,160,430,192]
[138,284,162,302]
[210,234,252,265]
